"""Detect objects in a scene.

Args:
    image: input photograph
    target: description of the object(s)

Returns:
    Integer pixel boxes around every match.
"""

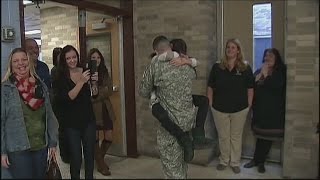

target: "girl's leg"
[65,127,82,179]
[192,95,214,148]
[152,102,194,162]
[83,122,96,179]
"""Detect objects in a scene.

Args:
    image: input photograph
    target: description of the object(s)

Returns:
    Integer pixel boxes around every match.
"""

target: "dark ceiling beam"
[49,0,129,17]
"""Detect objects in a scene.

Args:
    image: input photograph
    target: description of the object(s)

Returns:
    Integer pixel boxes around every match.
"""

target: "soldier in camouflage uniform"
[139,36,197,179]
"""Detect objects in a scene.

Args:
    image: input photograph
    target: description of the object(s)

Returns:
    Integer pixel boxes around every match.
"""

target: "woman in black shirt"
[53,45,98,179]
[244,48,286,173]
[207,38,254,174]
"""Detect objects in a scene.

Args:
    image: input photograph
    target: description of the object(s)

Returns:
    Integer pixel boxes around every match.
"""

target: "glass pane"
[253,3,272,72]
[86,34,113,82]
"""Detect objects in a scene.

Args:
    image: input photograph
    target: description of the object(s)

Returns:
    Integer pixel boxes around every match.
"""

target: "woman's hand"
[180,53,189,59]
[170,57,183,66]
[261,64,269,77]
[48,147,57,161]
[79,70,90,84]
[91,72,98,82]
[1,155,10,168]
[170,54,191,67]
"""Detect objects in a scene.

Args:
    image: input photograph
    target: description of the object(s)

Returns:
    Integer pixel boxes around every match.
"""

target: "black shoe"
[243,160,256,168]
[258,163,265,173]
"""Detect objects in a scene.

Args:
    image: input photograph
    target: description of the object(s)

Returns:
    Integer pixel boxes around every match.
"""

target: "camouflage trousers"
[157,127,188,179]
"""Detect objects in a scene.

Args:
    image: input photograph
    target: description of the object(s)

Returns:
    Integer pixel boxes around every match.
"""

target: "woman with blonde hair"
[1,48,58,178]
[207,38,254,174]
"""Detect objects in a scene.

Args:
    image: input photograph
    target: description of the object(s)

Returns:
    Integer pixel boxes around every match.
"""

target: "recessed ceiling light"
[23,0,33,5]
[25,30,41,35]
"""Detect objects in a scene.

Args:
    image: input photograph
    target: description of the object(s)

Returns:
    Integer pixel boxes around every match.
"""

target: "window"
[253,3,272,71]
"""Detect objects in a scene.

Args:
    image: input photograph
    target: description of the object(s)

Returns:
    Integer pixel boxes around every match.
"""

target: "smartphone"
[86,60,97,73]
[89,60,98,73]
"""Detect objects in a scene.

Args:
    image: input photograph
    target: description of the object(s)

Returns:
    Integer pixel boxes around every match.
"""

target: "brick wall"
[283,0,319,178]
[133,0,217,157]
[40,6,79,70]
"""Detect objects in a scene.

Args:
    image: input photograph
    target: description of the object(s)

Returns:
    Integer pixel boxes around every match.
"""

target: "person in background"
[53,45,98,179]
[87,48,115,176]
[139,35,196,179]
[51,47,62,81]
[244,48,286,173]
[25,38,51,89]
[50,47,70,164]
[1,48,58,178]
[207,38,254,174]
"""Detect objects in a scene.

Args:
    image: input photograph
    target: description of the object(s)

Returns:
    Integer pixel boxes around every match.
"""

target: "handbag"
[46,156,62,179]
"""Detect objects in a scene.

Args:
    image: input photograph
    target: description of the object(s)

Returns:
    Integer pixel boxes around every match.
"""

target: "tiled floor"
[57,151,283,179]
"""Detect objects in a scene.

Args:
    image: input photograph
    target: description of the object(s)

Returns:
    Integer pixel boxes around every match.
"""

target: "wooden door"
[86,18,126,156]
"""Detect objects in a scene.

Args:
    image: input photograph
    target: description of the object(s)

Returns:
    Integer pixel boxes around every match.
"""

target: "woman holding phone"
[52,45,98,179]
[87,48,115,176]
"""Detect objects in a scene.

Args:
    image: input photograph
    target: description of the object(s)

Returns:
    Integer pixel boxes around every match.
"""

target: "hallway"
[57,150,283,179]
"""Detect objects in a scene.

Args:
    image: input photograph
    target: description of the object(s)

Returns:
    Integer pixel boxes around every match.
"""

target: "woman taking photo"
[244,48,286,173]
[207,38,254,174]
[53,45,98,179]
[87,48,115,176]
[1,48,58,178]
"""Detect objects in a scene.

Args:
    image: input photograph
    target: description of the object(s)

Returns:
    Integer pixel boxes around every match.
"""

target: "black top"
[36,60,51,89]
[53,77,95,129]
[208,63,254,113]
[252,67,286,129]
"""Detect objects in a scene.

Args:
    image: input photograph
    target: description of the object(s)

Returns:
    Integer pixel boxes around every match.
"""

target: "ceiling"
[24,0,72,39]
[24,0,114,39]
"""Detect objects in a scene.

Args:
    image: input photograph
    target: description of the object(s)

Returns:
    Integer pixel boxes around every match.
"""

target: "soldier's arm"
[186,65,197,80]
[139,64,154,98]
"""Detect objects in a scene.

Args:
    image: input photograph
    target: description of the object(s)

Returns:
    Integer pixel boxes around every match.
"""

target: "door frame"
[20,0,138,158]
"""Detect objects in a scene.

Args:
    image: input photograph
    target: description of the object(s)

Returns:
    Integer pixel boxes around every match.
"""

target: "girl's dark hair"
[149,35,169,59]
[170,38,187,55]
[52,47,62,66]
[87,48,108,86]
[262,48,286,71]
[171,38,198,78]
[57,45,81,79]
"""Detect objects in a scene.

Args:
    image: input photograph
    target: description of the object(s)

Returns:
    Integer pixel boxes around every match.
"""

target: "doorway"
[22,0,136,157]
[86,14,126,156]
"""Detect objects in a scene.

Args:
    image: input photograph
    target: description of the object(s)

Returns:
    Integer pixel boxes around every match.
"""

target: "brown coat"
[91,70,115,127]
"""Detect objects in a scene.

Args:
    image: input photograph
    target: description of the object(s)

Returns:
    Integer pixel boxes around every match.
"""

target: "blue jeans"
[7,147,48,179]
[65,122,96,179]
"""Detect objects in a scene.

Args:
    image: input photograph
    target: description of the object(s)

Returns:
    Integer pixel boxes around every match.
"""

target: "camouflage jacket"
[139,51,197,131]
